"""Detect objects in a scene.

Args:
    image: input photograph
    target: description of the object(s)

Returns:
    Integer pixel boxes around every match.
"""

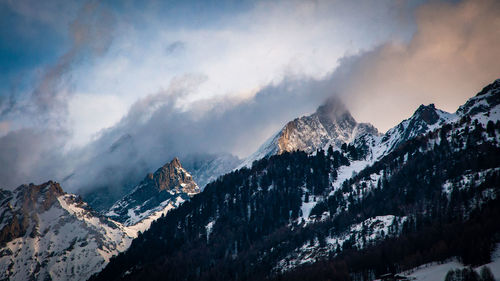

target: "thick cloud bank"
[0,0,498,196]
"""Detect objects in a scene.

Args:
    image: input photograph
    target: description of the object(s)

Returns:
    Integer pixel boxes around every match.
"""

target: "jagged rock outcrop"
[107,157,200,231]
[240,97,379,167]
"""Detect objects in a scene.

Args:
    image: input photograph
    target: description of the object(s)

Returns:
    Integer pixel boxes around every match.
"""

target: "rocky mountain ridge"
[106,157,200,231]
[91,79,500,281]
[0,181,136,281]
[240,97,379,168]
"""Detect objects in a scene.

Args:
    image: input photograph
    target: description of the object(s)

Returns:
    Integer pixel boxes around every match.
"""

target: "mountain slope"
[91,79,500,281]
[106,157,200,232]
[240,97,378,167]
[0,181,136,281]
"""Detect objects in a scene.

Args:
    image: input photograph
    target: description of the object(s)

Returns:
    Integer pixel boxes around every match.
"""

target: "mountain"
[240,97,378,168]
[0,181,136,281]
[0,157,203,281]
[106,157,200,232]
[375,103,457,155]
[457,79,500,119]
[91,79,500,281]
[77,149,239,212]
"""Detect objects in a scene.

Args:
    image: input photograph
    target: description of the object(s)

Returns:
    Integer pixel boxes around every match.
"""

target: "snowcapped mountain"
[377,104,456,153]
[0,157,204,281]
[240,97,379,167]
[91,79,500,281]
[241,79,500,171]
[457,78,500,121]
[328,82,500,195]
[0,181,136,281]
[106,157,200,232]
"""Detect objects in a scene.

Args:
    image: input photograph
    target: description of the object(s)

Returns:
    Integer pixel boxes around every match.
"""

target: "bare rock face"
[144,157,199,194]
[0,181,65,245]
[107,157,200,228]
[275,97,379,154]
[240,97,379,167]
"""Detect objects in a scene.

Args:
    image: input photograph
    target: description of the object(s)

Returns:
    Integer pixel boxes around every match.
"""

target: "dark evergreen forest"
[91,119,500,281]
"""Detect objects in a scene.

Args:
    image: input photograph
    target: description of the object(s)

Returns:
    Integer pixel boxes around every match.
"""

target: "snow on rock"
[442,168,500,195]
[205,220,215,242]
[275,215,407,274]
[0,182,136,281]
[239,97,379,168]
[107,157,199,232]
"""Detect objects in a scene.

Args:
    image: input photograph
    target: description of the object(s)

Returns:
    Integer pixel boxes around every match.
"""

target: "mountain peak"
[240,97,378,167]
[476,79,500,97]
[457,79,500,117]
[416,103,436,110]
[169,157,181,168]
[107,157,199,228]
[14,181,65,212]
[148,157,197,193]
[413,103,440,125]
[0,182,134,281]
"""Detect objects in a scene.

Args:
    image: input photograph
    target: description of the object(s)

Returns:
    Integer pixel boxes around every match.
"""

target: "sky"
[0,0,499,192]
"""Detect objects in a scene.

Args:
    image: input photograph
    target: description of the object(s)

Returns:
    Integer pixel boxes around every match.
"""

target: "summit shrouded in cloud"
[0,0,499,194]
[1,1,500,280]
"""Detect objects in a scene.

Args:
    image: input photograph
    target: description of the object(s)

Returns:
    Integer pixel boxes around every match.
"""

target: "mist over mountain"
[90,79,500,281]
[1,1,500,280]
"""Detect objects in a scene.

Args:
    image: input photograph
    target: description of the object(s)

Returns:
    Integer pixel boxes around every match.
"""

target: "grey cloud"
[65,0,500,198]
[0,128,69,188]
[33,0,116,122]
[0,0,117,189]
[165,41,185,55]
[1,0,116,126]
[64,73,334,196]
[2,0,499,199]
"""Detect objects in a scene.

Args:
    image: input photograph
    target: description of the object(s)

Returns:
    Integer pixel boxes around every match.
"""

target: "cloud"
[0,0,116,128]
[1,0,499,197]
[61,73,333,196]
[332,0,500,132]
[0,128,69,188]
[0,0,116,188]
[64,0,500,197]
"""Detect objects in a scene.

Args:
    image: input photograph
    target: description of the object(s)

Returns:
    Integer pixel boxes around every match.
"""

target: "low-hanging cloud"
[0,0,499,201]
[64,73,334,196]
[65,0,500,198]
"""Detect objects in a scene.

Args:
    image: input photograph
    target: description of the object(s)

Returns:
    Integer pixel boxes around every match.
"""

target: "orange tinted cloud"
[337,0,500,132]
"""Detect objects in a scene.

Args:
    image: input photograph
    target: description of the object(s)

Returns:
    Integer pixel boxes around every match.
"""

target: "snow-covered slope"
[0,181,136,281]
[242,79,500,173]
[276,215,408,273]
[373,103,457,158]
[331,81,500,196]
[240,97,379,168]
[400,243,500,281]
[0,157,206,280]
[107,157,200,232]
[276,79,500,275]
